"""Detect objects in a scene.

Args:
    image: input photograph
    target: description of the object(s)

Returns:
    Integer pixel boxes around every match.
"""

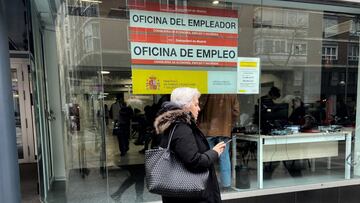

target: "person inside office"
[253,86,282,135]
[198,94,240,191]
[255,87,305,178]
[289,97,306,125]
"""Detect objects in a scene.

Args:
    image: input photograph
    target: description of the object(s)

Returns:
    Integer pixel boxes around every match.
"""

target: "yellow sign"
[132,69,208,94]
[239,61,257,67]
[237,57,260,94]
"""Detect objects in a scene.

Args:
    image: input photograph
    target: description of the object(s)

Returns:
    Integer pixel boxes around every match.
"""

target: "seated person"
[312,100,326,125]
[289,97,306,125]
[254,86,288,134]
[260,86,281,107]
[254,90,303,177]
[335,98,352,126]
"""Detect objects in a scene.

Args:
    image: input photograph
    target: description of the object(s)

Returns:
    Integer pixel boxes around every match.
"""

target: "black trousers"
[115,127,130,155]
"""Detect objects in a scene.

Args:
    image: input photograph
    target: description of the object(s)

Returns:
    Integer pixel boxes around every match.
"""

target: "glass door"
[11,58,36,163]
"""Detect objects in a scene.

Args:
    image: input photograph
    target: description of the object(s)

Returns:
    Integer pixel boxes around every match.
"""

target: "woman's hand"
[212,142,226,156]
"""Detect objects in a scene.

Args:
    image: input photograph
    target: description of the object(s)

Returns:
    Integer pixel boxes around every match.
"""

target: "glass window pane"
[51,0,360,201]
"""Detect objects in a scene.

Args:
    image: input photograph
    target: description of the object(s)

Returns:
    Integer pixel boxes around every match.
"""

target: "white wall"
[354,57,360,176]
[43,29,66,180]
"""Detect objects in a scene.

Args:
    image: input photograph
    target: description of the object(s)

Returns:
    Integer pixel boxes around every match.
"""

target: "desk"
[231,131,352,189]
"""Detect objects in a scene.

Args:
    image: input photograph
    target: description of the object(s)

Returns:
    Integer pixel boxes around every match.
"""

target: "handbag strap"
[166,124,178,150]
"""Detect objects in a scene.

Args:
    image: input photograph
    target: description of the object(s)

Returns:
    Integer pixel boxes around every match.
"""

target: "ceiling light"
[81,0,102,3]
[212,1,219,5]
[101,71,110,74]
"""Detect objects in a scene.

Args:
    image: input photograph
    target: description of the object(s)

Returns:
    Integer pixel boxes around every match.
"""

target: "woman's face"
[187,97,200,120]
[293,99,301,108]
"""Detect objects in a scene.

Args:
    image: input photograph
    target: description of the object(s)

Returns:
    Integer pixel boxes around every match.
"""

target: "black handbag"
[145,125,209,197]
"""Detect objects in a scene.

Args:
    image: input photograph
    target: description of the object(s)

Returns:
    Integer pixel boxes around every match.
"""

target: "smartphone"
[224,139,232,145]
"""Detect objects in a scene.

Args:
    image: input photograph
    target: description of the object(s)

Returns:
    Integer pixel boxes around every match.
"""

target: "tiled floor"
[49,127,160,203]
[67,125,145,169]
[47,160,351,203]
[44,128,355,203]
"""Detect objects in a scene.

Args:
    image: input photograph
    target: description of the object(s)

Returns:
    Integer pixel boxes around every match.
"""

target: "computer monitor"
[261,103,289,121]
[255,103,289,134]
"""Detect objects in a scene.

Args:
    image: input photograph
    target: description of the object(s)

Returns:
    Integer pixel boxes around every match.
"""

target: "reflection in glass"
[248,4,359,189]
[12,70,23,159]
[52,0,360,201]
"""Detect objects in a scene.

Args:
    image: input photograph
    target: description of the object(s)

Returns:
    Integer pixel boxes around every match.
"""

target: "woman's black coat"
[154,107,221,203]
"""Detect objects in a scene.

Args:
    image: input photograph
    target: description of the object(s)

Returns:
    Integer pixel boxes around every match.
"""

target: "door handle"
[47,110,56,121]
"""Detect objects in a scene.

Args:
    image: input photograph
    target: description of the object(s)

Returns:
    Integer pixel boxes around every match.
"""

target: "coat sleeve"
[232,95,240,125]
[109,104,113,120]
[170,124,218,171]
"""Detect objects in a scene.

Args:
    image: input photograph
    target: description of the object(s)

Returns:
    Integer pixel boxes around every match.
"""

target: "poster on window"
[128,1,238,67]
[132,68,239,94]
[237,57,260,94]
[132,68,208,94]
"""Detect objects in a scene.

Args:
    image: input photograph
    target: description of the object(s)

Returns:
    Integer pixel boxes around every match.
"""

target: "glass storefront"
[50,0,360,202]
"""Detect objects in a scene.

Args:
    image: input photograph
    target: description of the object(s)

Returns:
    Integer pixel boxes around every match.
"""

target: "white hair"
[170,87,201,108]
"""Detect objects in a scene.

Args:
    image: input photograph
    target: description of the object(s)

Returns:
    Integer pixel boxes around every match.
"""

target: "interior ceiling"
[6,0,27,51]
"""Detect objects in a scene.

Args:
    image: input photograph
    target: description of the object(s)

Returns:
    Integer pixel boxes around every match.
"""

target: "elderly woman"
[154,87,226,203]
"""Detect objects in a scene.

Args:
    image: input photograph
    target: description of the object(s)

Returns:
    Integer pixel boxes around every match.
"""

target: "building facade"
[3,0,360,203]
